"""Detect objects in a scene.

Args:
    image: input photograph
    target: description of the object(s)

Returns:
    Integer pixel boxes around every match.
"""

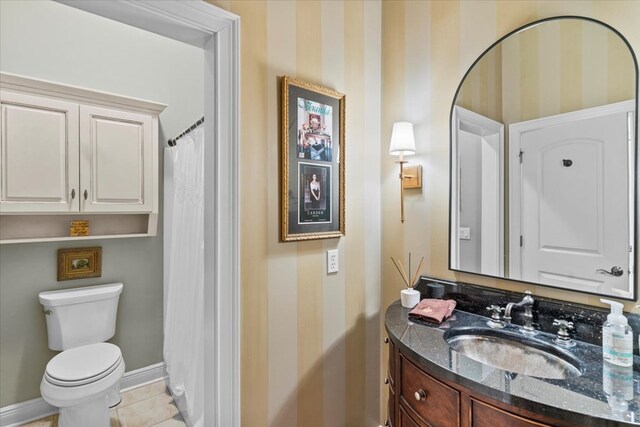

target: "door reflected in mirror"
[449,17,637,300]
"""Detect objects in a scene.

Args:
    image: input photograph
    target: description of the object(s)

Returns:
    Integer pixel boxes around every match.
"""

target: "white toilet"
[39,283,125,427]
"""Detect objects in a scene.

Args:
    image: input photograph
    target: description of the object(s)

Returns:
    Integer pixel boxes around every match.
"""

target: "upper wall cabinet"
[80,105,153,213]
[0,73,166,243]
[1,91,80,213]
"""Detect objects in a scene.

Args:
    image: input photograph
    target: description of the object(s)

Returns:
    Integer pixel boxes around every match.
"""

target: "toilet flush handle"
[43,309,52,315]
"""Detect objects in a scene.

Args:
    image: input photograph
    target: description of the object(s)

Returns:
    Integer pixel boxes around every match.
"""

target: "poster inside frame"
[281,76,345,241]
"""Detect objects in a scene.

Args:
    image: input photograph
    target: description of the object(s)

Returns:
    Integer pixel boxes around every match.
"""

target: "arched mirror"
[449,16,638,300]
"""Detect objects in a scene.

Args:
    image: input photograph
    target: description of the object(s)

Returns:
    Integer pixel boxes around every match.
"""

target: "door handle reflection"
[596,266,624,277]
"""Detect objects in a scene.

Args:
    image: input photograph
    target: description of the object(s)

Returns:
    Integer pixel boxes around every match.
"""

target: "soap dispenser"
[601,299,633,367]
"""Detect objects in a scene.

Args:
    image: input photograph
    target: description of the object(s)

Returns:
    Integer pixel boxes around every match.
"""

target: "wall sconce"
[389,121,422,223]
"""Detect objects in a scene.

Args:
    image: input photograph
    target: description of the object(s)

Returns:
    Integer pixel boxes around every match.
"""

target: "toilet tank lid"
[39,283,123,307]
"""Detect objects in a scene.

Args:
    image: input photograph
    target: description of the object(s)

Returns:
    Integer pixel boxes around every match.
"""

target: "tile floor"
[22,380,185,427]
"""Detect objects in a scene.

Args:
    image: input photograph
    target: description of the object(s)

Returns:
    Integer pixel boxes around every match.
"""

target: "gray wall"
[0,0,203,407]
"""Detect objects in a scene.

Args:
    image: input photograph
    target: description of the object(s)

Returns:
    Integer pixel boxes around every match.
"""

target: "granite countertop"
[385,300,640,426]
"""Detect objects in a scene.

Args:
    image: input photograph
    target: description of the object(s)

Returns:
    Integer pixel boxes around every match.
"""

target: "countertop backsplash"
[414,276,640,354]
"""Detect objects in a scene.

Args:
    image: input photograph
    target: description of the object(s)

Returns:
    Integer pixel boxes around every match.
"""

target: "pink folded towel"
[409,299,456,324]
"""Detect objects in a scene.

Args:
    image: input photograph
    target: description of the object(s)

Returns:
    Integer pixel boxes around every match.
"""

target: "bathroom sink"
[443,327,583,380]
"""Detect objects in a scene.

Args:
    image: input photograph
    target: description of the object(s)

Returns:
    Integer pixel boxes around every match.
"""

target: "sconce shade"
[389,121,416,156]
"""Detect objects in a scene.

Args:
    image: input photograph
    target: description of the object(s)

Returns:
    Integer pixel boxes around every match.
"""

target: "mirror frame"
[448,15,639,301]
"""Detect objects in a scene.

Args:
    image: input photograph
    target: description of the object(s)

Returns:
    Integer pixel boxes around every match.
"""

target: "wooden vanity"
[384,298,639,427]
[385,336,576,427]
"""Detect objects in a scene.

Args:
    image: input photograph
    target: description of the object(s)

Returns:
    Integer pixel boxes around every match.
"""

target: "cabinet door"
[80,105,153,212]
[0,91,79,213]
[388,338,396,386]
[387,386,396,427]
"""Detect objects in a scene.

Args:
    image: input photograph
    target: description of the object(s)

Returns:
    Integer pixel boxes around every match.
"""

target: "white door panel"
[517,109,629,295]
[0,91,79,212]
[536,140,602,253]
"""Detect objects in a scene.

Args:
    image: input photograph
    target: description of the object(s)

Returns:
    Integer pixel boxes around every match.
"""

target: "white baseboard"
[0,398,57,427]
[0,362,166,427]
[120,362,167,392]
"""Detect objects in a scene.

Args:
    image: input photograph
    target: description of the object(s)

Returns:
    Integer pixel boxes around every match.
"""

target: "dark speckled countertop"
[385,300,640,426]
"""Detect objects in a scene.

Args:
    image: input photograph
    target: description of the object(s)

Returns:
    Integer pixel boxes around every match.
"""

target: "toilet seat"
[45,343,122,387]
[41,344,125,410]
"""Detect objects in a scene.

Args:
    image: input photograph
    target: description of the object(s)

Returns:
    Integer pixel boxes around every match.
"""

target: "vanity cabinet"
[386,338,565,427]
[0,73,165,243]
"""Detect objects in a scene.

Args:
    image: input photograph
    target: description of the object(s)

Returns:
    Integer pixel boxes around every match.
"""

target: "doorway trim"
[450,106,505,276]
[56,1,241,425]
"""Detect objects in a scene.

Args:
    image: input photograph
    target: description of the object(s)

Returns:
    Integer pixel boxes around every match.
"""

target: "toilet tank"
[39,283,123,351]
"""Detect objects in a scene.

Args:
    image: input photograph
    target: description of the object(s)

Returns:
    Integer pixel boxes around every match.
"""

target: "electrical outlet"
[327,249,339,273]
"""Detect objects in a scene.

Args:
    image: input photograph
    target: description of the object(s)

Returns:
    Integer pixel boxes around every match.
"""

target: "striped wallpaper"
[211,1,639,426]
[457,18,635,125]
[210,1,382,426]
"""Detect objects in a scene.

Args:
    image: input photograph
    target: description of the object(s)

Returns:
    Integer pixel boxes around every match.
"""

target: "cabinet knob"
[83,190,88,200]
[384,337,389,344]
[414,389,427,402]
[71,189,76,199]
[384,377,389,385]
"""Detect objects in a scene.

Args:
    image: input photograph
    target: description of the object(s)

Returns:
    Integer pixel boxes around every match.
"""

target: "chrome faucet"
[503,290,535,333]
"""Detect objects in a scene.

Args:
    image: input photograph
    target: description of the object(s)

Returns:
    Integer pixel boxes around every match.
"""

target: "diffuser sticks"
[391,253,424,288]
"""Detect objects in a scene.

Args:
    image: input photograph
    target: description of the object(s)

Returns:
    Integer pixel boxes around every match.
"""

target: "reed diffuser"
[391,253,424,308]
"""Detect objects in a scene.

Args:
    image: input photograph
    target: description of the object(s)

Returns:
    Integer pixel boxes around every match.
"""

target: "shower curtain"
[163,125,204,427]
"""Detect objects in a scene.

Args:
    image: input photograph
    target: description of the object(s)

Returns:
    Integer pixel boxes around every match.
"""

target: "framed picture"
[57,247,102,281]
[281,76,345,241]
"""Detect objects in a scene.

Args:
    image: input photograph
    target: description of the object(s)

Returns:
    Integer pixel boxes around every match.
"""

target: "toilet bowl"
[39,283,124,427]
[41,343,125,426]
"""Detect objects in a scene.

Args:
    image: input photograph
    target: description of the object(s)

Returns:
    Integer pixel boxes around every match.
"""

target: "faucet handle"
[486,305,505,328]
[486,305,504,321]
[553,319,574,330]
[553,319,575,347]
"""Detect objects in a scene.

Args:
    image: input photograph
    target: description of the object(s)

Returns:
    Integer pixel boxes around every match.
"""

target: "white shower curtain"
[163,125,204,427]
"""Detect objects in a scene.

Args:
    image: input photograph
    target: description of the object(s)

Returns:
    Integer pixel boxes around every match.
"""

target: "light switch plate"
[327,249,338,273]
[459,227,471,240]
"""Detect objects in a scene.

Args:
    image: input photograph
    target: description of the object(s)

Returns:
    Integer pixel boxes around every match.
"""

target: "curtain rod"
[168,116,205,146]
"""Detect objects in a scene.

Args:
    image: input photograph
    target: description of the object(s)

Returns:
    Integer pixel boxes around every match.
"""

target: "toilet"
[39,283,125,427]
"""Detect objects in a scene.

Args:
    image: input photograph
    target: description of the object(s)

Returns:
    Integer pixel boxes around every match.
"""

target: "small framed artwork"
[57,247,102,281]
[281,76,345,241]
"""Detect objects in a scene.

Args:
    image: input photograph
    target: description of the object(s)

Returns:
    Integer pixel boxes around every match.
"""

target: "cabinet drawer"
[399,405,422,427]
[400,356,460,427]
[471,399,552,427]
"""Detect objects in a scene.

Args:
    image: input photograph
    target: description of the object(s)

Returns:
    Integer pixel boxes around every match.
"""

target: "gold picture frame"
[57,247,102,281]
[281,76,345,242]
